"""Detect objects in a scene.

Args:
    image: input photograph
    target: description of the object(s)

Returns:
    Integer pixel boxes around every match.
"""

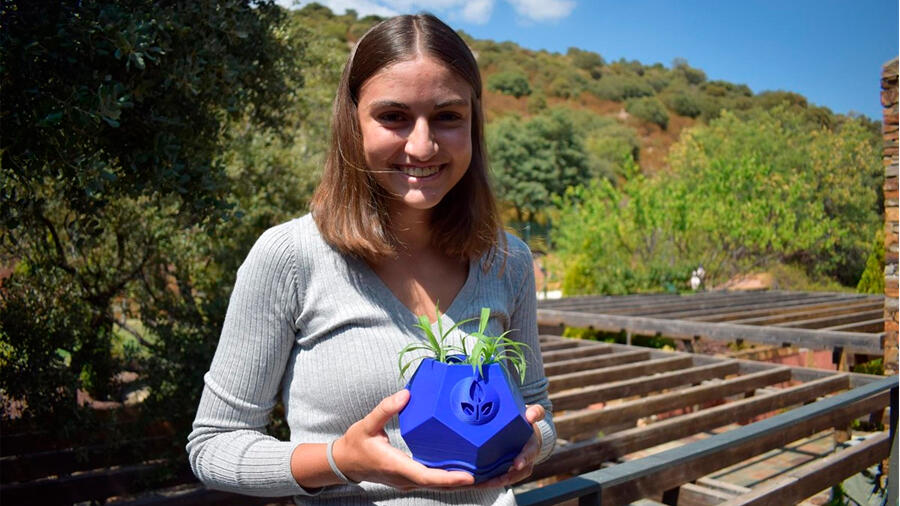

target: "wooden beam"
[645,294,864,320]
[541,340,582,352]
[549,361,740,411]
[776,310,885,330]
[541,344,613,364]
[678,483,739,505]
[543,350,651,377]
[822,318,886,333]
[532,374,851,480]
[549,356,694,394]
[554,367,792,440]
[537,309,883,353]
[586,292,819,317]
[717,432,891,506]
[718,300,882,326]
[689,295,875,323]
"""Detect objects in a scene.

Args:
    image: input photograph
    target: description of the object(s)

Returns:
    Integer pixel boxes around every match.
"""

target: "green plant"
[488,71,532,98]
[397,307,531,384]
[626,96,669,129]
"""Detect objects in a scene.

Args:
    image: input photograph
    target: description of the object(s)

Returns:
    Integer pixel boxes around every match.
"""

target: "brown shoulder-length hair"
[310,13,502,263]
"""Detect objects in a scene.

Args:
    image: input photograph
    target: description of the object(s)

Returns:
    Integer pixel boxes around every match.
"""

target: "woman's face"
[356,56,473,216]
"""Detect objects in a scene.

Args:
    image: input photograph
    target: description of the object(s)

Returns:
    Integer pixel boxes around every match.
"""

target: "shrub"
[591,73,654,101]
[626,97,669,129]
[663,90,703,118]
[856,230,885,294]
[487,71,532,98]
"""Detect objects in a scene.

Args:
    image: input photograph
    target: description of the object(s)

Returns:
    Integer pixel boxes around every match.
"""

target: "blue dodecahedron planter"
[399,357,532,482]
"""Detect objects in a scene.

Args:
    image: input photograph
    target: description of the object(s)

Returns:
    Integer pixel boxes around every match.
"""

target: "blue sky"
[286,1,899,120]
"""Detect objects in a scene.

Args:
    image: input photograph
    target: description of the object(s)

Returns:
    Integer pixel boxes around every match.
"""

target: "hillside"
[292,4,880,178]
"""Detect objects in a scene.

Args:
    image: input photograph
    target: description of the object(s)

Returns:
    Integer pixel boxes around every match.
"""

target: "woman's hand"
[476,404,545,489]
[332,389,476,491]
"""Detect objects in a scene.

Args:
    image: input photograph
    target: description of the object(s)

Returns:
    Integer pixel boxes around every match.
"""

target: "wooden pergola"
[537,291,885,366]
[515,335,896,505]
[4,334,894,505]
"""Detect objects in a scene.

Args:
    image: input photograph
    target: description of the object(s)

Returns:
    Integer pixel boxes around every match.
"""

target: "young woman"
[187,14,555,505]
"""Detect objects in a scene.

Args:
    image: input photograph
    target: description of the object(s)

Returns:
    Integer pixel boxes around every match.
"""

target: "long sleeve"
[506,237,556,464]
[186,224,313,497]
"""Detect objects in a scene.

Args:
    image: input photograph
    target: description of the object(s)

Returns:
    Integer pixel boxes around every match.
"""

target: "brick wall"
[883,58,898,376]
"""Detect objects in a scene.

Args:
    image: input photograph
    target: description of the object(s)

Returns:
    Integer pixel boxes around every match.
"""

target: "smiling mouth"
[395,165,442,178]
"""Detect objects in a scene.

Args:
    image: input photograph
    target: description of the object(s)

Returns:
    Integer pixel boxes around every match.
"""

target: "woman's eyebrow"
[435,98,469,108]
[369,100,409,110]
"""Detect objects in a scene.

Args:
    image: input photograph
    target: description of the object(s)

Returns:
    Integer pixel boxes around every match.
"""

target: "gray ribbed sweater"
[186,214,555,505]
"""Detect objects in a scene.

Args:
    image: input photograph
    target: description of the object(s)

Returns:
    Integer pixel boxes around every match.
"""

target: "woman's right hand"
[332,389,475,490]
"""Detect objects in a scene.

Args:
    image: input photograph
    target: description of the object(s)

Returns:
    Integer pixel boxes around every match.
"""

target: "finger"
[362,390,410,435]
[512,432,541,471]
[375,445,475,489]
[525,404,545,424]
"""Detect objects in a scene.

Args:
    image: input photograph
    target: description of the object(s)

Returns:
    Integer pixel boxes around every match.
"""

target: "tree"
[567,47,604,79]
[626,96,669,129]
[672,57,706,85]
[487,70,532,98]
[488,110,590,224]
[553,107,881,295]
[0,0,304,413]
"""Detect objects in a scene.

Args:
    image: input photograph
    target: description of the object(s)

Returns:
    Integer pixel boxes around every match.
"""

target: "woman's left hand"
[476,404,545,488]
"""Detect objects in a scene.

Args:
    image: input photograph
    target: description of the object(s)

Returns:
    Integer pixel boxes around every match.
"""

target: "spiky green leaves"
[398,305,532,385]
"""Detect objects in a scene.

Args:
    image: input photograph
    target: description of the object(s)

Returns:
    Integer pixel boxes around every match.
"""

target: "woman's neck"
[386,204,435,256]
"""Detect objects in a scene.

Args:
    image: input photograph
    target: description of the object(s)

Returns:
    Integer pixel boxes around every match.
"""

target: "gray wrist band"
[327,439,359,485]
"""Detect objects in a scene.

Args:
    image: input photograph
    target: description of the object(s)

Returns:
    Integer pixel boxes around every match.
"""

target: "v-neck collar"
[353,255,478,327]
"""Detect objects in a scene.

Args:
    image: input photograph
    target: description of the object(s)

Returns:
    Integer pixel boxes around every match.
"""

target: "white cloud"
[461,0,494,23]
[283,0,574,24]
[506,0,575,22]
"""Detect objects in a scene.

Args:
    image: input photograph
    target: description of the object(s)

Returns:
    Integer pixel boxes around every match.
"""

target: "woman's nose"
[404,118,437,160]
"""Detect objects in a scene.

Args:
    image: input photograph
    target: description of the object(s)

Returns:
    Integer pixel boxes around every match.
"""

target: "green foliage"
[488,110,591,224]
[591,73,655,101]
[398,307,474,376]
[397,307,530,384]
[553,108,881,295]
[576,116,640,181]
[672,58,707,85]
[488,70,532,98]
[852,358,884,376]
[626,96,669,129]
[0,0,304,418]
[662,88,703,118]
[466,308,530,383]
[547,68,590,98]
[567,47,604,79]
[856,230,885,294]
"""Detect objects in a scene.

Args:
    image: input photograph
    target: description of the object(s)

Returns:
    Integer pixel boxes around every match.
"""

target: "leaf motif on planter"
[451,375,501,425]
[462,381,494,421]
[469,381,485,403]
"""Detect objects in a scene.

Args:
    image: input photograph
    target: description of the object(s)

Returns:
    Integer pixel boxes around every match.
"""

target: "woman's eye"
[377,112,406,123]
[436,111,463,122]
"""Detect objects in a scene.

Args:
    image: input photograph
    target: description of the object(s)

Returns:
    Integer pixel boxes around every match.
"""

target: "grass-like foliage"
[397,306,531,384]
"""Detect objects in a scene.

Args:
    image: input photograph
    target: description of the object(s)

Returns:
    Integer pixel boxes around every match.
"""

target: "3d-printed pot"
[399,357,532,482]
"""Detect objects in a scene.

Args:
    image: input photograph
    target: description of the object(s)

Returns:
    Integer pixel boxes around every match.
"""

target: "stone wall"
[883,58,898,376]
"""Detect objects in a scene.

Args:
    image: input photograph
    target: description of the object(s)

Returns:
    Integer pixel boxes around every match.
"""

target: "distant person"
[186,13,555,505]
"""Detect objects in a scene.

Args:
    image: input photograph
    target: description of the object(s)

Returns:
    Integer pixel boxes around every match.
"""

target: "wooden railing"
[516,375,897,505]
